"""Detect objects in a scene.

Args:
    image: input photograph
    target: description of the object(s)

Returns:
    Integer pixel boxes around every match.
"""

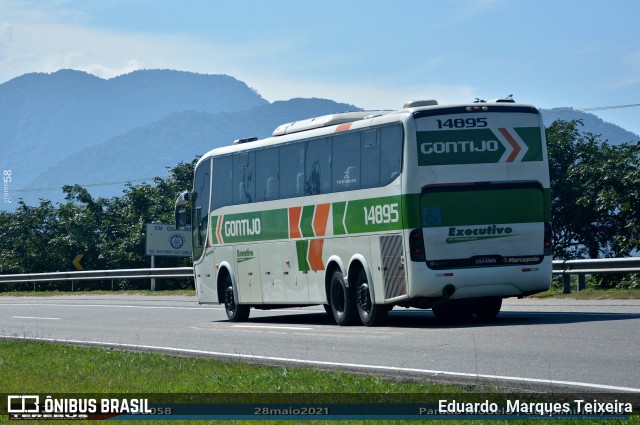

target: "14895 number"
[364,203,399,225]
[436,117,488,129]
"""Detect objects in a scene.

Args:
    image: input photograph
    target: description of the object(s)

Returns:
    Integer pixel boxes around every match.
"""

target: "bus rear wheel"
[223,275,250,322]
[355,269,388,326]
[330,270,357,326]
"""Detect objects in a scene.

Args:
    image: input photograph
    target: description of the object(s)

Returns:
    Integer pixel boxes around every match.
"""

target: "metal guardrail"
[0,259,637,292]
[0,268,194,284]
[552,258,640,293]
[0,267,194,291]
[553,257,640,274]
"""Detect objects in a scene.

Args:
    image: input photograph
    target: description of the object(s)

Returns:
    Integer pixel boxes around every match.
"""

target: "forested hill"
[541,108,639,145]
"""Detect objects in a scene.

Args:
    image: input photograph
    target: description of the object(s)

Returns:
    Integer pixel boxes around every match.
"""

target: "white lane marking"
[12,316,61,320]
[232,325,313,331]
[2,335,639,393]
[0,303,212,311]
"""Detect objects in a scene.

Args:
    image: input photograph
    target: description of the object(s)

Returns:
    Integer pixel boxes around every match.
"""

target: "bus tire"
[330,270,357,326]
[474,297,502,321]
[355,268,388,326]
[223,275,250,322]
[323,304,336,323]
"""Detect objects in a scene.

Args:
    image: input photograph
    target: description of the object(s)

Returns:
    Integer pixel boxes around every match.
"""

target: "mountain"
[541,108,639,144]
[19,98,360,204]
[0,69,267,207]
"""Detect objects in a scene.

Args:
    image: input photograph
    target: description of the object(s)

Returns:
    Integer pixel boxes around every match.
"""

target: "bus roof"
[197,99,539,164]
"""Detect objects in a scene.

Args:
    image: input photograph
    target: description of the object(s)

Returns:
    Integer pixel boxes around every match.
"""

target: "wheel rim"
[357,282,372,315]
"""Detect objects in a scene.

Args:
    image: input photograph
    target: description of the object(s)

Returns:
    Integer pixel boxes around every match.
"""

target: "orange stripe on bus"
[313,203,331,237]
[308,239,325,270]
[499,128,521,162]
[288,206,302,239]
[335,122,353,132]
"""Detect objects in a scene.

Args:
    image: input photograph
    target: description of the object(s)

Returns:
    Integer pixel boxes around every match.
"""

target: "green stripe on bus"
[214,208,289,244]
[296,240,310,272]
[342,195,404,234]
[300,205,315,238]
[332,202,347,235]
[402,193,421,229]
[421,187,544,227]
[515,127,544,162]
[417,129,503,165]
[209,189,549,244]
[416,127,543,166]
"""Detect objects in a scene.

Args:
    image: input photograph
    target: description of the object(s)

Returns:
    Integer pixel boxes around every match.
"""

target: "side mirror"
[175,205,188,230]
[174,191,193,230]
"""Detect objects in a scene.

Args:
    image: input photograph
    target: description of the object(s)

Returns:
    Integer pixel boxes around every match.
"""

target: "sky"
[1,0,639,136]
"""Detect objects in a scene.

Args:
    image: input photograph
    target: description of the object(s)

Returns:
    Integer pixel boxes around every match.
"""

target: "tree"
[547,119,640,259]
[0,160,195,290]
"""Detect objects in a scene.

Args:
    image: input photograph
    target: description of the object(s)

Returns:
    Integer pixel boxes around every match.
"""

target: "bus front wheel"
[330,270,357,326]
[355,269,388,326]
[223,275,250,322]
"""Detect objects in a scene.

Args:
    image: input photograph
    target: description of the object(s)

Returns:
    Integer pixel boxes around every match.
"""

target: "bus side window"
[279,142,305,199]
[305,137,331,195]
[380,124,403,185]
[296,173,304,196]
[332,132,361,192]
[212,156,232,210]
[233,152,255,204]
[256,148,279,202]
[266,177,276,199]
[361,130,380,188]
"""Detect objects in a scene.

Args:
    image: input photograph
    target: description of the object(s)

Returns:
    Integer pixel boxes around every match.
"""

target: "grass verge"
[532,287,640,300]
[0,340,636,424]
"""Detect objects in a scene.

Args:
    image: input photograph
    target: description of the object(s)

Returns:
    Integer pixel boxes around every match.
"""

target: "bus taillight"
[409,228,426,262]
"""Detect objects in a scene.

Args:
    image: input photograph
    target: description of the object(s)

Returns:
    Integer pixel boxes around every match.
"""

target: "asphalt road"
[1,295,639,393]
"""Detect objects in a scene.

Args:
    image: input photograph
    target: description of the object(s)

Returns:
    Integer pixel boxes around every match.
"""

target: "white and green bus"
[175,99,552,326]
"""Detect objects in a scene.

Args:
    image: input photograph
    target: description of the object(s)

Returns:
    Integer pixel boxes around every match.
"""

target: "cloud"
[0,22,13,44]
[0,21,190,81]
[78,59,146,80]
[0,15,311,86]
